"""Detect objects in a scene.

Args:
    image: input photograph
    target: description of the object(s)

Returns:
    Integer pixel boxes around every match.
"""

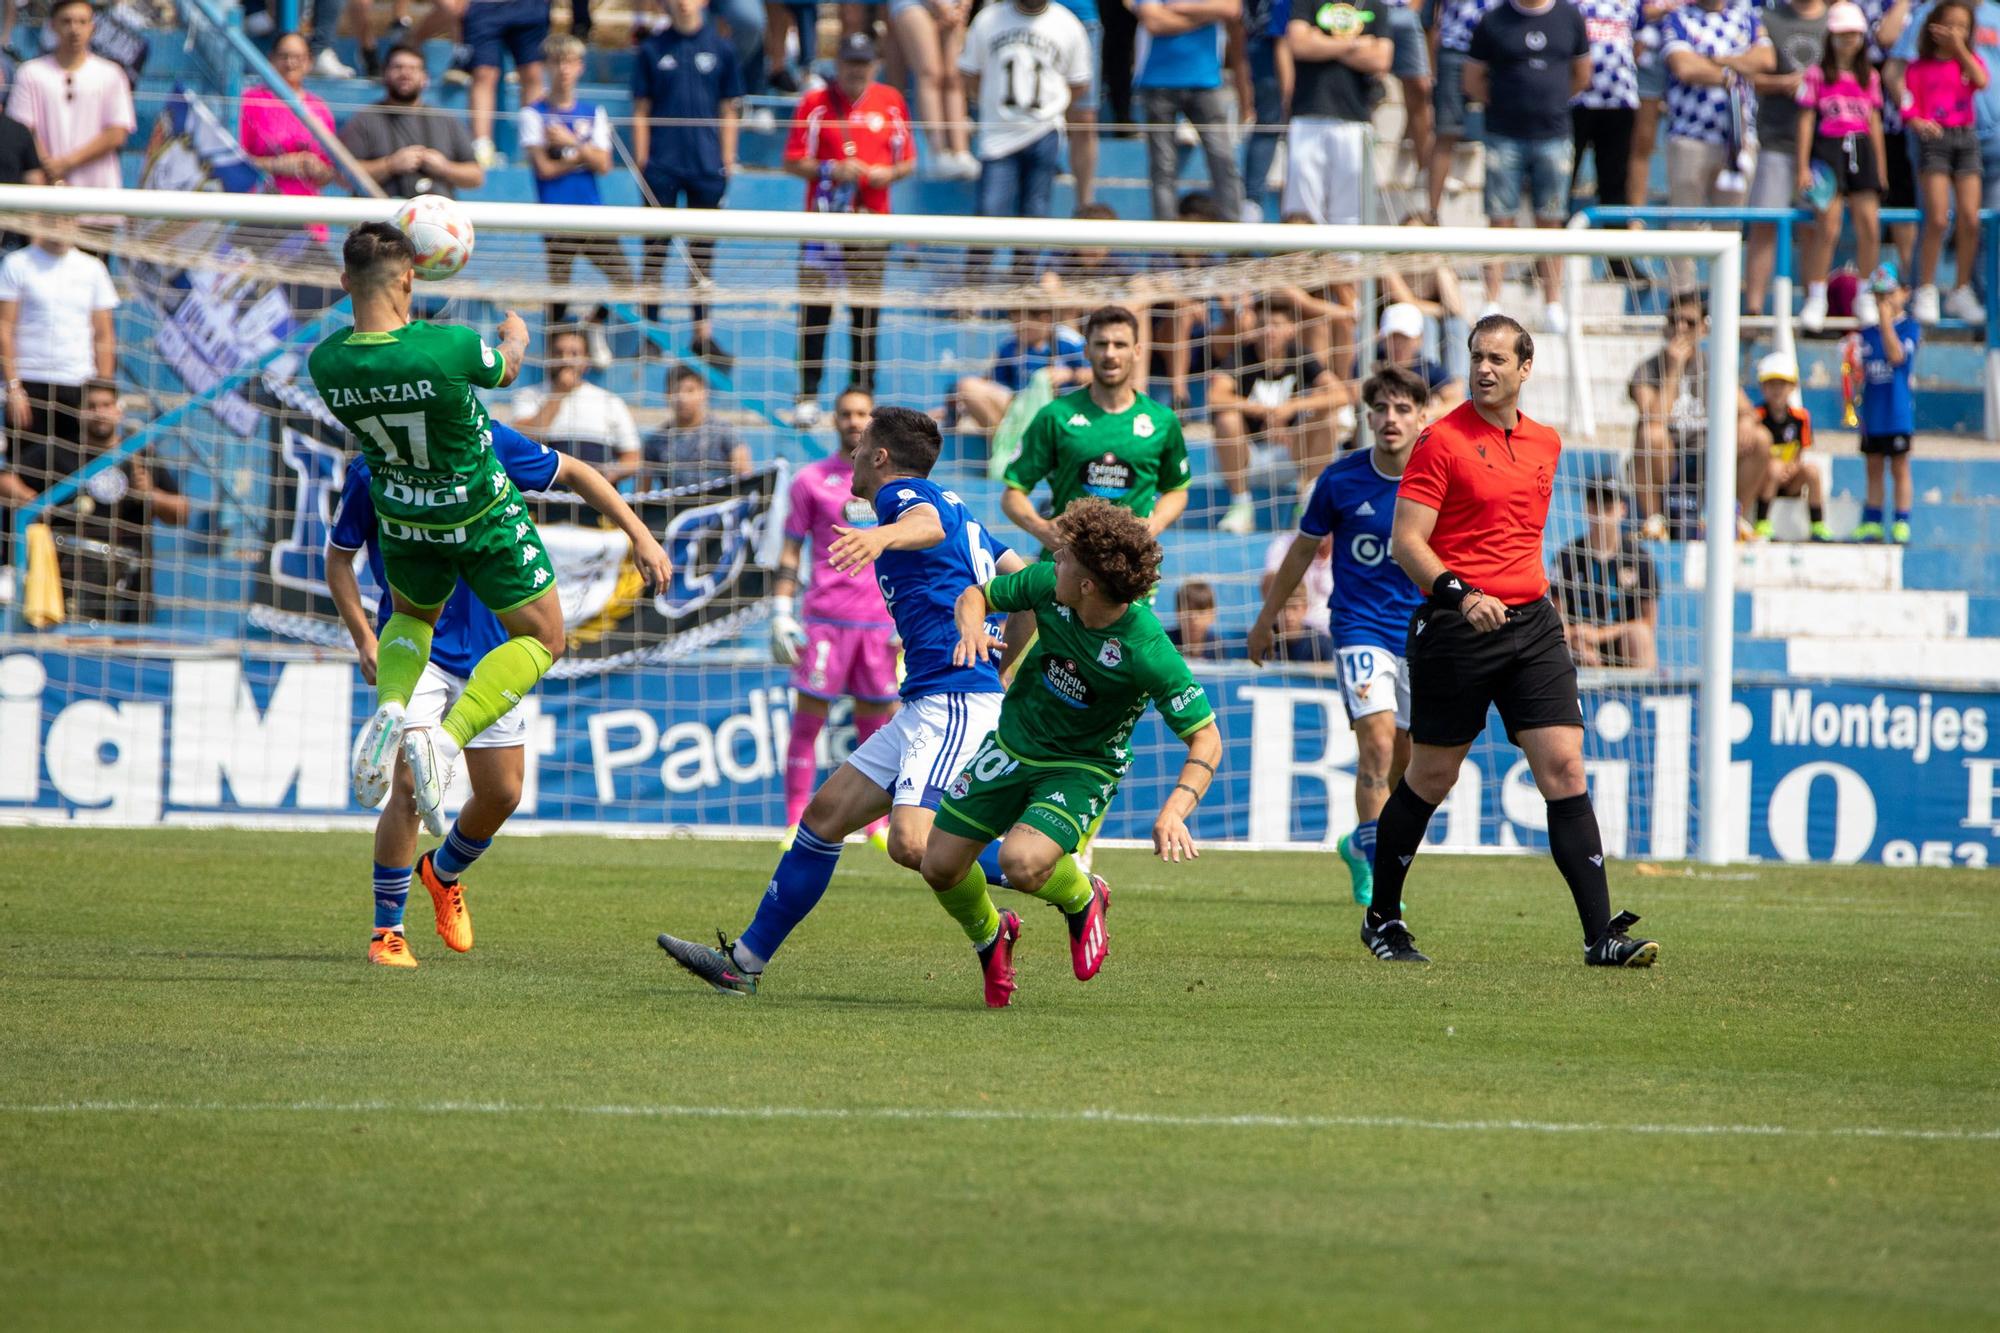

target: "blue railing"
[1578,204,2000,355]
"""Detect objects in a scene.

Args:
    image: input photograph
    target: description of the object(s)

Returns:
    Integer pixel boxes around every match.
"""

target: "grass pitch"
[2,828,1996,1330]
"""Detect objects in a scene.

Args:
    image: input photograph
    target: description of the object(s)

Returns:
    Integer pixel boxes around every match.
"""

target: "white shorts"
[407,661,528,749]
[1282,118,1367,226]
[845,691,1004,810]
[1337,645,1410,730]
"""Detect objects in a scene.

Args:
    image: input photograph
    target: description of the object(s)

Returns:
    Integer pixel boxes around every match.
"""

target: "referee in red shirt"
[1368,314,1659,968]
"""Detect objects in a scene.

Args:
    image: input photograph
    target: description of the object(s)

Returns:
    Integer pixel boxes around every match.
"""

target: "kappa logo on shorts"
[1048,791,1068,806]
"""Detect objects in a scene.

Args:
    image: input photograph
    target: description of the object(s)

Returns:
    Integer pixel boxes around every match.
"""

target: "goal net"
[0,177,1743,863]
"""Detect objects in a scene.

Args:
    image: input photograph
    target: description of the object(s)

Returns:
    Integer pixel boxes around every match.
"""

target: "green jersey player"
[999,304,1192,556]
[998,303,1194,871]
[921,499,1221,997]
[309,221,671,834]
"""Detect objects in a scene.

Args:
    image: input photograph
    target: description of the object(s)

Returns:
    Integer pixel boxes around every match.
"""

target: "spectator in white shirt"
[5,0,135,195]
[510,328,642,484]
[958,0,1094,278]
[0,222,118,465]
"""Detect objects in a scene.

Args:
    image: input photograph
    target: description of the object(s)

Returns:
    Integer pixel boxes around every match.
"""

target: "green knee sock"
[934,860,1002,950]
[441,635,555,749]
[1033,853,1094,915]
[375,613,435,709]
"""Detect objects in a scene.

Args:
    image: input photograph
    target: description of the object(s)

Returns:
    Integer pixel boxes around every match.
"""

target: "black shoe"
[657,931,759,995]
[1585,911,1658,967]
[690,332,734,373]
[1360,916,1430,963]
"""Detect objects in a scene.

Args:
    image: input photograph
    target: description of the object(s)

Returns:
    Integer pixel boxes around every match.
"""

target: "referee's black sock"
[1366,781,1440,926]
[1546,792,1612,945]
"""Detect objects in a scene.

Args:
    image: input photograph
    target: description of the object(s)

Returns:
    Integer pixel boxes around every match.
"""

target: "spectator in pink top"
[1904,0,1990,323]
[239,32,338,206]
[768,385,898,835]
[4,0,135,196]
[1796,2,1890,329]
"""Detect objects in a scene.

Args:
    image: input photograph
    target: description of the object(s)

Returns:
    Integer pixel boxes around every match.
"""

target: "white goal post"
[0,185,1743,864]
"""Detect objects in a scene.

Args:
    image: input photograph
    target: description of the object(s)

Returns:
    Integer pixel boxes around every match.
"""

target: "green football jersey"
[985,561,1214,777]
[307,320,509,529]
[1004,388,1190,548]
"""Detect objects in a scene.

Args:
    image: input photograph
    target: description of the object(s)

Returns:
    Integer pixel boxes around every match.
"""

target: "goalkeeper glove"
[770,595,807,665]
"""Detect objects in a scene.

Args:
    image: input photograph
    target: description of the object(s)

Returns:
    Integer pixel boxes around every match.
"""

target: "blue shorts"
[1434,48,1470,137]
[464,0,550,71]
[1636,54,1666,102]
[1484,132,1575,220]
[1385,4,1430,81]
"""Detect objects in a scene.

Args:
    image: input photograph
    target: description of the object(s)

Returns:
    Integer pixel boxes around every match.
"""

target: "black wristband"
[1432,570,1477,610]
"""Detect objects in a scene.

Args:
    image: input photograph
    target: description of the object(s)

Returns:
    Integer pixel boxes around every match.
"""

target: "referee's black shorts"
[1405,594,1584,748]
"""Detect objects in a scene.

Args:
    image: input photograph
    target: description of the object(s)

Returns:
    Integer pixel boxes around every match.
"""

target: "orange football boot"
[417,851,474,953]
[368,928,417,968]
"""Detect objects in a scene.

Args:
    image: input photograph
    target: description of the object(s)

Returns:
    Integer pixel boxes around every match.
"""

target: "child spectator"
[1749,352,1831,540]
[1852,267,1919,544]
[523,34,636,353]
[955,307,1088,432]
[1797,3,1889,330]
[1167,578,1226,660]
[1903,0,1989,324]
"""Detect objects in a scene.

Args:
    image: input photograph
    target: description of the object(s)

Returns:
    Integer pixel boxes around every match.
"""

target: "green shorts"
[934,734,1118,855]
[378,485,556,614]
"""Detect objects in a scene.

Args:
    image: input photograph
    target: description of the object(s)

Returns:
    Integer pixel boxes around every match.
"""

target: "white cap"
[1756,351,1799,384]
[1378,303,1425,341]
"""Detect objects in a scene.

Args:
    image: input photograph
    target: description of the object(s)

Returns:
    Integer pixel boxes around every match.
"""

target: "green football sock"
[441,635,555,749]
[374,613,435,709]
[1033,853,1094,915]
[934,859,1002,950]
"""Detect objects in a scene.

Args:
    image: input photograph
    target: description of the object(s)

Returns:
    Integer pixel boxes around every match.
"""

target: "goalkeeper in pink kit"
[769,387,900,844]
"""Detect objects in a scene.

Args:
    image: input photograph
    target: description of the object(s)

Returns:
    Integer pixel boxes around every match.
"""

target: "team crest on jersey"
[865,112,885,132]
[1132,415,1155,439]
[694,50,717,72]
[948,770,971,799]
[1536,465,1552,497]
[1097,638,1123,668]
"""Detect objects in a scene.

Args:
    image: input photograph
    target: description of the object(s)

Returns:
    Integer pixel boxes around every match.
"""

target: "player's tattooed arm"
[493,309,531,388]
[553,452,673,594]
[1155,723,1221,863]
[827,503,945,572]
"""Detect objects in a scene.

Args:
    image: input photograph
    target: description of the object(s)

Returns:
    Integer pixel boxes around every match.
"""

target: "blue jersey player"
[658,408,1037,1002]
[1248,367,1430,906]
[1852,269,1920,544]
[328,423,664,968]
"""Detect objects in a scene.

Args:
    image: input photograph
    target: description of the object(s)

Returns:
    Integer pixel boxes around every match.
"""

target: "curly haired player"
[920,498,1223,1007]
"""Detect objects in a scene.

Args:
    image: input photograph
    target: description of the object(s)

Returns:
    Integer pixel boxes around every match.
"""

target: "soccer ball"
[393,194,474,281]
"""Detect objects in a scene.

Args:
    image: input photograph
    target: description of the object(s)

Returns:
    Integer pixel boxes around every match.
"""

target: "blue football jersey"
[872,477,1012,700]
[1297,449,1424,654]
[1859,316,1919,438]
[329,423,562,678]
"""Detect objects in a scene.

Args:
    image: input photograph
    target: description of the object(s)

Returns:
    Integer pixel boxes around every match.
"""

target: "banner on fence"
[0,651,1990,867]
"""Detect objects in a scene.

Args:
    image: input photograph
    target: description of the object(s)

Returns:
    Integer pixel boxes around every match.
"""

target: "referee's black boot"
[1584,911,1659,968]
[1360,916,1430,964]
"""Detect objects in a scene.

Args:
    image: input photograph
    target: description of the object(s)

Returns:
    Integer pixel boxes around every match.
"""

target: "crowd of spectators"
[0,0,1986,635]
